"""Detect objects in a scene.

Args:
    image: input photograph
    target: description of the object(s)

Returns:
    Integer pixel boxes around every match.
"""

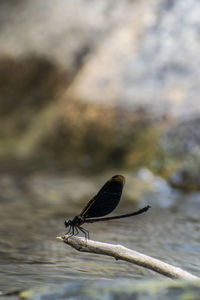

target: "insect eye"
[64,220,70,227]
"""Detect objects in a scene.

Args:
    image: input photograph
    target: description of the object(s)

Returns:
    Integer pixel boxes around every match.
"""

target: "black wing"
[80,175,125,218]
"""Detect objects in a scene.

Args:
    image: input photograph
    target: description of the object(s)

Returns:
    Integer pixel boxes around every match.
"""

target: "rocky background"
[1,1,200,297]
[0,0,200,189]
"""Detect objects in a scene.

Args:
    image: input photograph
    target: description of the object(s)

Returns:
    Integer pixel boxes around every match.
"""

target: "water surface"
[0,173,199,293]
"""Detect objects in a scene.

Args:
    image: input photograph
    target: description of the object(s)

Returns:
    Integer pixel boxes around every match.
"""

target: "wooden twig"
[57,235,199,280]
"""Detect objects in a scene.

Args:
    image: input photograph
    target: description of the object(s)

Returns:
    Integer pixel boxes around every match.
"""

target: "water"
[0,173,200,293]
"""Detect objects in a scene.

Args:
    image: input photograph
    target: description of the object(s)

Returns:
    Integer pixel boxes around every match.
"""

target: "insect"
[64,175,150,239]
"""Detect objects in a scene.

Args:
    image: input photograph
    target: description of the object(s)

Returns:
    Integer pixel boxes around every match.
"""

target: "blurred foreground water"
[0,171,200,293]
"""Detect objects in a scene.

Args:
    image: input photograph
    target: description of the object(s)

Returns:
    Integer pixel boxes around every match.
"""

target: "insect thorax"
[72,215,84,226]
[65,215,85,228]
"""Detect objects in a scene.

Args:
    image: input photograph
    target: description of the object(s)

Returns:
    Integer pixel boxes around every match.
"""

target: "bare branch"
[57,235,199,280]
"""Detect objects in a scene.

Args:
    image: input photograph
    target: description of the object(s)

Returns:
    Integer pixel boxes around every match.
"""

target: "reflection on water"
[0,173,200,292]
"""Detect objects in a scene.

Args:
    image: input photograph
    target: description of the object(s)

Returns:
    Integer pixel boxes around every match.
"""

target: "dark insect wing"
[80,175,125,218]
[84,191,121,218]
[64,174,150,239]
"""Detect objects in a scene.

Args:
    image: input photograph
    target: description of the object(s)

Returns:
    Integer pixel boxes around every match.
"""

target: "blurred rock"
[0,55,70,117]
[1,0,200,119]
[126,168,180,208]
[0,54,160,171]
[1,0,200,176]
[0,0,147,73]
[163,118,200,190]
[67,0,200,119]
[5,279,200,300]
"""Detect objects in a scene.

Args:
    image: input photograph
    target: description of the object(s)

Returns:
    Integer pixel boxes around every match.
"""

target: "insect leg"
[73,226,79,236]
[65,224,72,235]
[84,227,89,240]
[66,225,76,239]
[78,226,89,239]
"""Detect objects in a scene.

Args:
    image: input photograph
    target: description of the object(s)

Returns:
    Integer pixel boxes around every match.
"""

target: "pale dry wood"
[57,235,200,280]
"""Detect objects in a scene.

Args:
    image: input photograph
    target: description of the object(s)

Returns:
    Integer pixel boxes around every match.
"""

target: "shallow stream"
[0,172,200,293]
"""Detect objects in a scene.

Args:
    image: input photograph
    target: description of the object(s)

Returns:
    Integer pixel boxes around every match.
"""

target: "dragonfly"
[64,175,150,238]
